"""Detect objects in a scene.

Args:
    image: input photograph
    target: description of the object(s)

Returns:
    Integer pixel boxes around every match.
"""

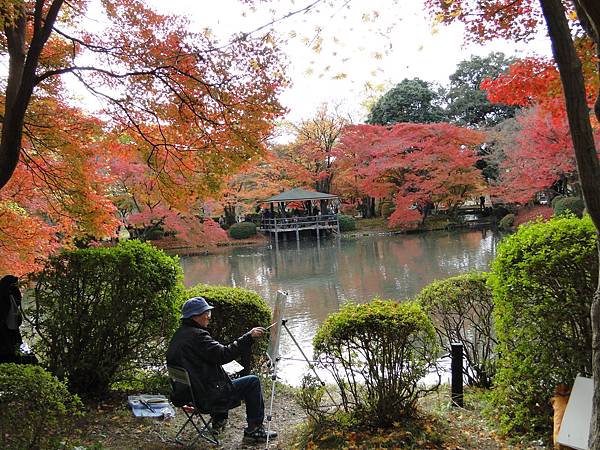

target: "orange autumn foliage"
[0,1,286,274]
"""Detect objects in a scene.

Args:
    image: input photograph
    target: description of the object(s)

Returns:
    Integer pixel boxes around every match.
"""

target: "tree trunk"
[223,204,237,226]
[316,175,332,194]
[359,196,375,218]
[0,0,66,190]
[1,10,28,190]
[538,1,600,448]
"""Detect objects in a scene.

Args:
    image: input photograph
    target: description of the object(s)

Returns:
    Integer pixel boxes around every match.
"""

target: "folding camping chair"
[167,365,219,446]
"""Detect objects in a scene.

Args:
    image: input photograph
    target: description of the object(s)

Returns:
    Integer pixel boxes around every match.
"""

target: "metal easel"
[264,291,334,449]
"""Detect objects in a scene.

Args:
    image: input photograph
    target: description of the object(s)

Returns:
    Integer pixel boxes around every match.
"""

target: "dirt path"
[69,385,304,449]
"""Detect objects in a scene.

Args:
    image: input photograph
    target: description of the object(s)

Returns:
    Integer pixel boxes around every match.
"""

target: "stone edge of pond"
[343,222,497,239]
[342,231,406,238]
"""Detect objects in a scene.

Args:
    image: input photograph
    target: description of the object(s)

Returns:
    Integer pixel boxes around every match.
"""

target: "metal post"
[451,342,464,407]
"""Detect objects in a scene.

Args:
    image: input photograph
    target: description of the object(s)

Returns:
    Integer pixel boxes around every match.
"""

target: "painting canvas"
[267,290,287,364]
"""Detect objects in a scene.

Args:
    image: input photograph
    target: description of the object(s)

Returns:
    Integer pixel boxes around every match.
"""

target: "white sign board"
[557,376,593,450]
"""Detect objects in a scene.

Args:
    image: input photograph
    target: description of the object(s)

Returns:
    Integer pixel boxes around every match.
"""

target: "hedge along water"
[180,229,501,385]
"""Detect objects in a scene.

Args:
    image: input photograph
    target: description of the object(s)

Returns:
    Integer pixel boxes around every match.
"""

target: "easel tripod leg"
[265,359,278,449]
[283,322,336,404]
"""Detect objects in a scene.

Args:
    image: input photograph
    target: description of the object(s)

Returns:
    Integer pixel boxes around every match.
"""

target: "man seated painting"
[166,297,277,443]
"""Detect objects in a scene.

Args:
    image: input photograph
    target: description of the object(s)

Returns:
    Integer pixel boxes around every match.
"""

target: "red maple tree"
[340,123,485,229]
[481,44,599,204]
[493,107,580,203]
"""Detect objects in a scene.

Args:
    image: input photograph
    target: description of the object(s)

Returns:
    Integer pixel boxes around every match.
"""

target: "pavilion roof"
[263,187,338,203]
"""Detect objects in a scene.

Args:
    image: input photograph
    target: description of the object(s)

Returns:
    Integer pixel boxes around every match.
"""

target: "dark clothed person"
[0,275,35,364]
[166,297,276,442]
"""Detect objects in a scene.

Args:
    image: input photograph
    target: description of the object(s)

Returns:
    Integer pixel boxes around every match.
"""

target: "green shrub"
[295,375,327,425]
[498,213,515,230]
[0,363,82,449]
[553,196,585,218]
[488,216,597,440]
[379,201,395,219]
[228,221,257,239]
[312,300,439,427]
[32,240,183,397]
[416,273,496,388]
[337,214,356,232]
[550,195,564,208]
[111,368,171,395]
[491,206,510,220]
[144,225,166,240]
[184,284,271,371]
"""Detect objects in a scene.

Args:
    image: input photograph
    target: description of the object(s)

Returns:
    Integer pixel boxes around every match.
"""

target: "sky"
[147,0,553,124]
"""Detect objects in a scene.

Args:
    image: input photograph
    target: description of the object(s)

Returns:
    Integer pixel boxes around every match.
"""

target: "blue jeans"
[212,375,264,426]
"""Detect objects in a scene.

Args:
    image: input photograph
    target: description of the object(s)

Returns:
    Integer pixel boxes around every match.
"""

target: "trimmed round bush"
[498,213,515,230]
[313,300,439,426]
[0,363,82,449]
[416,272,496,388]
[488,216,597,440]
[553,196,585,218]
[228,221,257,239]
[337,214,356,232]
[184,284,271,372]
[32,240,183,396]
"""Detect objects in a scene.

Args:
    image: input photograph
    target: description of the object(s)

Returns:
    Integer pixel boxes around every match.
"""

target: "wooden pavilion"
[258,188,340,242]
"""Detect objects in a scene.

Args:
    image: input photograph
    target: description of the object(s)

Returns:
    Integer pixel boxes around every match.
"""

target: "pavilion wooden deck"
[258,214,340,241]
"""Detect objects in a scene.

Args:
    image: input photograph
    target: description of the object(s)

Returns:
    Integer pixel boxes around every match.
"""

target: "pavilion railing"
[259,214,339,232]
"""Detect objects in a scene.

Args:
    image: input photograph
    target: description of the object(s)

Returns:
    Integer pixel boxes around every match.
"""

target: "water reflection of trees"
[179,230,499,383]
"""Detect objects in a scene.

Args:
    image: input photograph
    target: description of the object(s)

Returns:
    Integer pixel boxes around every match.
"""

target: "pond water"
[180,229,501,385]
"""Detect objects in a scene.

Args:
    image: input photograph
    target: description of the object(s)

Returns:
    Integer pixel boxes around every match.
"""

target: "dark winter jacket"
[166,318,253,412]
[0,275,22,357]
